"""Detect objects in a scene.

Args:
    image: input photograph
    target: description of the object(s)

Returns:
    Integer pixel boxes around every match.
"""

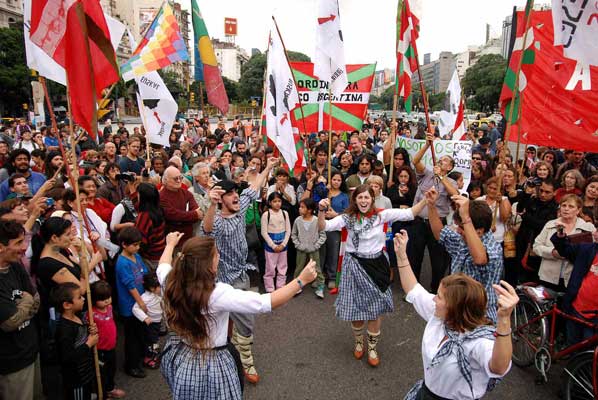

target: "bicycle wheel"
[511,294,548,367]
[563,352,596,400]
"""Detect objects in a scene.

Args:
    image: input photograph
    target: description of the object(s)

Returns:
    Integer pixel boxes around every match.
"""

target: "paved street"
[115,254,563,400]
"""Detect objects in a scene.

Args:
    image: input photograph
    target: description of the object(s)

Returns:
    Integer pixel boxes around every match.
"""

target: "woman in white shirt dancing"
[393,228,519,400]
[318,184,426,367]
[156,232,317,399]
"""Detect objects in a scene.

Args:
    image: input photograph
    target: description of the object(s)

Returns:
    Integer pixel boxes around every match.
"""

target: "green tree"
[377,86,394,110]
[158,70,184,98]
[0,27,30,117]
[462,54,507,112]
[222,77,239,103]
[238,50,310,101]
[428,92,446,111]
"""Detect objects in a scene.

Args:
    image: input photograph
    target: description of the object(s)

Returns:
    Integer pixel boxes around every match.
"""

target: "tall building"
[100,0,116,16]
[114,0,191,88]
[212,39,249,82]
[0,0,23,28]
[413,51,455,95]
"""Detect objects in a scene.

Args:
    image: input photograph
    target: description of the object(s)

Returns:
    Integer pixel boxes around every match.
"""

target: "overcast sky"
[182,0,550,69]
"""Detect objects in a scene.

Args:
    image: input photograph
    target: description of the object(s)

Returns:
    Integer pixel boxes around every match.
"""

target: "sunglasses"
[472,157,482,161]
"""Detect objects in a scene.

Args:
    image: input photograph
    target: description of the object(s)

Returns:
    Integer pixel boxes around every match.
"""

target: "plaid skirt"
[160,335,243,400]
[334,252,394,321]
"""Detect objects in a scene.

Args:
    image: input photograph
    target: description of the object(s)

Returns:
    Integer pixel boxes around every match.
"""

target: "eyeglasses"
[171,176,183,182]
[472,157,482,161]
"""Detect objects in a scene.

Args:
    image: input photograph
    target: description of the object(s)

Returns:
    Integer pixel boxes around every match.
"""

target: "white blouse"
[157,263,272,347]
[406,284,509,400]
[324,208,414,255]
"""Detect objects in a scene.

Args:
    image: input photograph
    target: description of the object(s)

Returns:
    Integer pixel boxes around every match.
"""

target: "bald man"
[159,166,201,244]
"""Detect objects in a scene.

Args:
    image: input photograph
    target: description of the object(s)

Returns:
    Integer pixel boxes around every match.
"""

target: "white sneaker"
[315,286,324,299]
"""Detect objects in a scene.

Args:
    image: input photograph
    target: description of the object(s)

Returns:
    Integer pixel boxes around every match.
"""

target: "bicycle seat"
[518,283,563,306]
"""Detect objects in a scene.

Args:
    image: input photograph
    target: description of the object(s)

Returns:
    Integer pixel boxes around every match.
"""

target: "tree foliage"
[158,69,184,97]
[462,54,507,112]
[0,27,30,117]
[238,50,310,101]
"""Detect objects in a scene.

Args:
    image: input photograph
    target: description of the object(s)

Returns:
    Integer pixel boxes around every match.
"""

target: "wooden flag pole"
[415,61,436,166]
[389,92,399,184]
[327,86,333,191]
[502,1,535,146]
[272,16,312,172]
[71,3,103,398]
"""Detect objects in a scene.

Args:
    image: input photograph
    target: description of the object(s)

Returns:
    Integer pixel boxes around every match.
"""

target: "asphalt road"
[115,253,563,400]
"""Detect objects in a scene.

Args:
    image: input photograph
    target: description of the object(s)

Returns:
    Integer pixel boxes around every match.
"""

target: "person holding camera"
[533,194,595,291]
[515,178,559,283]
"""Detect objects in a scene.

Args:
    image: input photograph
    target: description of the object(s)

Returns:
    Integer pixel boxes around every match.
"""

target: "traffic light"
[22,103,28,110]
[190,92,195,104]
[251,99,257,107]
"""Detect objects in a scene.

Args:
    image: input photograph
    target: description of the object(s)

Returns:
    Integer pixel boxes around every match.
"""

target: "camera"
[116,172,136,182]
[525,177,543,187]
[45,198,55,208]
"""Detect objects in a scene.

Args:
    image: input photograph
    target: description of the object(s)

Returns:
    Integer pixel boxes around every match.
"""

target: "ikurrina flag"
[314,0,348,98]
[192,0,229,115]
[121,3,189,82]
[500,10,598,152]
[264,21,305,177]
[396,0,422,113]
[499,0,535,126]
[29,0,119,139]
[290,62,376,133]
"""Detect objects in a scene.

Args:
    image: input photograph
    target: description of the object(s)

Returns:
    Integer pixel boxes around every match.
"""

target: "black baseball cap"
[214,180,239,194]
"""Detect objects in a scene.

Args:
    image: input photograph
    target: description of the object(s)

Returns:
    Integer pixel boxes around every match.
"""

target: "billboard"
[225,18,237,36]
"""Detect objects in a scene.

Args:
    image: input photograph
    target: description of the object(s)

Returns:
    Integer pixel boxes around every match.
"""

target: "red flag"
[30,0,119,138]
[502,10,598,152]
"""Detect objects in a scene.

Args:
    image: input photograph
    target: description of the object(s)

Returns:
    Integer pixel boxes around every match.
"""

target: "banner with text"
[290,62,375,133]
[396,137,472,190]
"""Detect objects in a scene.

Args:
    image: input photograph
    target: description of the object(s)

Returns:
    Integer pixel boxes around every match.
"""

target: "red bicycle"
[511,283,598,400]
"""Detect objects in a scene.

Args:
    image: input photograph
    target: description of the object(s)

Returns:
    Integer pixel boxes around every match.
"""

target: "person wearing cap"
[159,166,201,246]
[472,136,494,158]
[202,157,278,384]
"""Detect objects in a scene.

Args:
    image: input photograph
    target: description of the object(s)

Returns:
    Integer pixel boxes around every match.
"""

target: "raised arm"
[159,232,184,266]
[202,188,224,234]
[426,188,444,241]
[453,195,488,265]
[249,157,277,193]
[317,198,330,231]
[393,230,418,294]
[489,281,518,375]
[412,132,434,174]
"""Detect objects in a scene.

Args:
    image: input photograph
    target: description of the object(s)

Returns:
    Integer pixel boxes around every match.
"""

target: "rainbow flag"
[121,3,189,81]
[192,0,229,115]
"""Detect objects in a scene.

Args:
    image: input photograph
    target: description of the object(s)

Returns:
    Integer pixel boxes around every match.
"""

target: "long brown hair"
[345,184,377,216]
[441,273,491,332]
[164,236,217,349]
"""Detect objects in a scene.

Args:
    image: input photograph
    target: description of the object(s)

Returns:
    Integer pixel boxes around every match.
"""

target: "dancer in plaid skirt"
[318,184,426,367]
[157,232,317,400]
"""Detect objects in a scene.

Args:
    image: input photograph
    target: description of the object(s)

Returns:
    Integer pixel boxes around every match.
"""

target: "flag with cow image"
[499,0,535,126]
[552,0,598,66]
[29,0,120,139]
[500,10,598,151]
[396,0,422,113]
[290,62,376,133]
[314,0,348,98]
[192,0,229,115]
[438,70,466,140]
[264,22,306,176]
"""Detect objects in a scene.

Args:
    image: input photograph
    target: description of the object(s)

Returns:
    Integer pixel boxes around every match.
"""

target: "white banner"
[552,0,598,66]
[396,136,472,190]
[136,72,178,147]
[297,91,369,104]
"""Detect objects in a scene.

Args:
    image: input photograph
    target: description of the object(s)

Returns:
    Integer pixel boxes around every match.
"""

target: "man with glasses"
[159,166,201,245]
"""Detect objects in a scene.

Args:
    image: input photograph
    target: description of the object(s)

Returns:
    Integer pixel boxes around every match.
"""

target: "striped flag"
[439,70,466,139]
[121,3,189,81]
[192,0,229,115]
[499,0,535,125]
[396,0,422,113]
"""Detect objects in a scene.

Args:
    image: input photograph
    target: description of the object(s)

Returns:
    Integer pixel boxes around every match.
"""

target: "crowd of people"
[0,113,597,400]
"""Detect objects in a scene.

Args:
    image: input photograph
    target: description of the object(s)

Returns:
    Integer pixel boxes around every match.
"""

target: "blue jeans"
[566,308,598,346]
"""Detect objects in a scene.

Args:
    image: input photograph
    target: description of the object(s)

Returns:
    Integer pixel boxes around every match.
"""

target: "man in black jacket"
[0,220,40,400]
[515,178,559,283]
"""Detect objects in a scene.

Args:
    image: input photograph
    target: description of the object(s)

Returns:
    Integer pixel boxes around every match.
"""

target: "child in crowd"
[90,280,126,399]
[115,226,148,378]
[52,282,97,400]
[261,192,291,292]
[132,272,163,369]
[291,198,327,298]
